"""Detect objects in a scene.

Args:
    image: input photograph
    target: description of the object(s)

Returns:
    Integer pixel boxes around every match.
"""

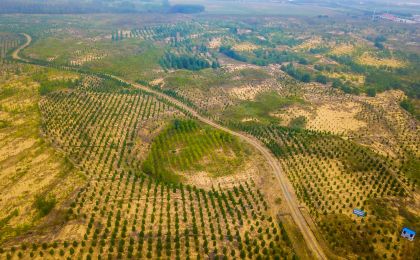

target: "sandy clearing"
[325,72,365,85]
[357,52,405,68]
[232,42,258,51]
[295,37,322,50]
[208,37,222,49]
[309,103,367,134]
[0,138,37,162]
[278,102,366,135]
[70,53,107,66]
[228,84,267,101]
[330,44,354,55]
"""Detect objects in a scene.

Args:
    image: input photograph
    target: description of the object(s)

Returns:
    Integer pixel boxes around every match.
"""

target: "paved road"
[14,33,327,260]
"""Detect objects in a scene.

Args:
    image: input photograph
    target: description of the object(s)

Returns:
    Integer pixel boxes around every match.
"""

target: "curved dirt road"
[14,33,327,260]
[12,33,31,62]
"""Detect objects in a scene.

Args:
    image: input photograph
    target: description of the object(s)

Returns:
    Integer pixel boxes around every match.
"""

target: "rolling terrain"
[0,5,419,260]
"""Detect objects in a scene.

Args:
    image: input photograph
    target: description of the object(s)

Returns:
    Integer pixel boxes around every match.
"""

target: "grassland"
[222,91,304,125]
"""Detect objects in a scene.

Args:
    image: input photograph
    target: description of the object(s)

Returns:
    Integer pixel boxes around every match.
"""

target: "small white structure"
[401,227,416,241]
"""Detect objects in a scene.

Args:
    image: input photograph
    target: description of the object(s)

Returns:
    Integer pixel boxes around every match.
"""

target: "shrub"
[366,88,377,97]
[34,195,56,216]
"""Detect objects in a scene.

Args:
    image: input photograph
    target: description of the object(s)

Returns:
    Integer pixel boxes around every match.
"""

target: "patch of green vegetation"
[281,63,312,83]
[164,70,222,91]
[223,91,304,124]
[24,37,73,62]
[400,99,418,118]
[238,68,270,81]
[0,210,18,229]
[0,119,10,129]
[220,46,307,66]
[142,119,247,183]
[164,67,270,91]
[34,195,56,217]
[88,41,164,81]
[34,75,79,96]
[160,52,218,71]
[319,214,374,256]
[289,116,307,129]
[270,31,302,47]
[368,198,397,221]
[366,87,377,97]
[328,53,419,98]
[0,86,18,100]
[401,156,420,182]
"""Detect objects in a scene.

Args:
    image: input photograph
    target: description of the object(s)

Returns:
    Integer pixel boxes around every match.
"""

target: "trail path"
[12,33,31,62]
[14,33,327,260]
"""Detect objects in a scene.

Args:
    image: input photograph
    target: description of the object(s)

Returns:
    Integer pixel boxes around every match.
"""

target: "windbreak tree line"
[160,52,219,71]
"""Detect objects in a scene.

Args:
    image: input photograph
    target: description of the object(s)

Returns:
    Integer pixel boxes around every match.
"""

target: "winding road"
[14,33,327,260]
[12,33,31,62]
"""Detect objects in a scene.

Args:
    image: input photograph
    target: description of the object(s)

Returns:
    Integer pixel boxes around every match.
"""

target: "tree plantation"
[0,3,419,260]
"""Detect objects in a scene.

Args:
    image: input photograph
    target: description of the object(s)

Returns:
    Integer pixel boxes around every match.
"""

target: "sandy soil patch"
[228,84,267,101]
[46,56,58,62]
[325,72,365,85]
[53,221,86,241]
[222,63,260,72]
[0,138,36,162]
[48,72,80,81]
[241,117,260,123]
[330,44,355,55]
[183,150,264,190]
[294,37,322,50]
[208,37,222,49]
[309,103,367,134]
[232,42,258,52]
[274,105,312,125]
[357,52,405,68]
[278,102,366,135]
[70,53,107,66]
[150,78,164,86]
[184,169,254,189]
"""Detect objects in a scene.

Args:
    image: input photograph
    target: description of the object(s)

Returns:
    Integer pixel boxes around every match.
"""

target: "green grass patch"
[289,116,307,129]
[164,69,231,91]
[142,119,247,183]
[34,195,56,217]
[223,91,304,124]
[164,67,271,91]
[88,41,164,81]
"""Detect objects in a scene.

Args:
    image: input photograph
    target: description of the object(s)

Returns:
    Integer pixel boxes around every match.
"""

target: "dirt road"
[12,33,31,62]
[14,33,327,260]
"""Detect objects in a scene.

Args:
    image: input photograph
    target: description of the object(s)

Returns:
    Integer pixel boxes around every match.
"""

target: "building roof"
[402,227,416,235]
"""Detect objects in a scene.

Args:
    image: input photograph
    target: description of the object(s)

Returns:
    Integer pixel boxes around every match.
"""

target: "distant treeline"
[0,1,204,14]
[169,4,205,14]
[0,0,121,14]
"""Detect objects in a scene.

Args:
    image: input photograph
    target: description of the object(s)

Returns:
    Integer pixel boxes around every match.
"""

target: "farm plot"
[2,173,297,260]
[0,70,298,260]
[237,123,419,258]
[40,76,181,177]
